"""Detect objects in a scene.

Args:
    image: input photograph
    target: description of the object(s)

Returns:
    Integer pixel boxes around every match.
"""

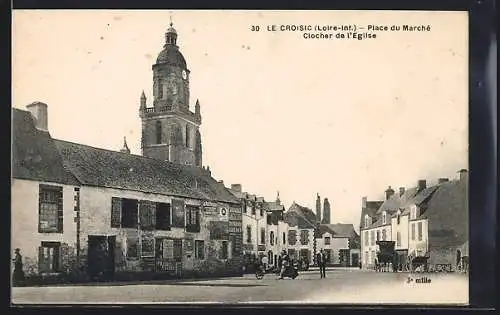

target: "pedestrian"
[316,249,327,279]
[278,250,289,279]
[261,255,269,272]
[12,248,25,285]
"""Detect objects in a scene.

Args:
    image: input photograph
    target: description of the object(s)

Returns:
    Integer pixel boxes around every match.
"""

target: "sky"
[12,10,468,232]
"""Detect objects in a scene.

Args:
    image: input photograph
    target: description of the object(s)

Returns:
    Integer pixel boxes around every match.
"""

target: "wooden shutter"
[111,197,122,228]
[57,189,64,233]
[173,239,183,261]
[139,201,156,230]
[59,243,69,273]
[171,199,185,228]
[115,239,125,266]
[38,247,46,274]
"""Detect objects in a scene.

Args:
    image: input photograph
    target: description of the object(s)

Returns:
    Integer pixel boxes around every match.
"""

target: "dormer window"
[382,211,387,225]
[410,205,418,220]
[364,214,371,227]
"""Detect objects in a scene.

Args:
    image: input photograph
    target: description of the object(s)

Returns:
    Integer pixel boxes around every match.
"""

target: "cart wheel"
[255,272,264,280]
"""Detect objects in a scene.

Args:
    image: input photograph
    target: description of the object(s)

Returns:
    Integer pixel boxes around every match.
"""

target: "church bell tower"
[139,21,203,167]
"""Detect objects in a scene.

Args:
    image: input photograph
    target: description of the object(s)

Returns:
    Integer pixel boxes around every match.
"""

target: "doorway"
[351,253,360,267]
[87,235,116,281]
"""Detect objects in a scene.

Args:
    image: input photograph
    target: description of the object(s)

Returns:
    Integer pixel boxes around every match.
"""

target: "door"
[89,235,116,280]
[88,235,115,280]
[351,253,359,267]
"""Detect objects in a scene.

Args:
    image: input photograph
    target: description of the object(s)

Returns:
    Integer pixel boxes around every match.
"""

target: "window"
[376,230,380,241]
[300,230,309,245]
[283,232,286,245]
[155,121,162,144]
[364,215,370,227]
[270,231,275,245]
[185,124,190,148]
[122,198,138,228]
[370,230,375,246]
[382,212,387,225]
[195,240,205,259]
[251,202,256,215]
[260,228,265,245]
[418,222,423,241]
[39,185,63,233]
[127,237,139,258]
[364,231,368,246]
[288,249,296,260]
[397,214,401,225]
[396,232,401,246]
[246,226,252,243]
[141,237,154,257]
[186,205,200,233]
[324,236,331,245]
[382,229,387,241]
[259,206,264,217]
[220,241,228,259]
[411,223,415,240]
[38,242,61,273]
[288,230,297,245]
[156,203,171,230]
[266,214,271,224]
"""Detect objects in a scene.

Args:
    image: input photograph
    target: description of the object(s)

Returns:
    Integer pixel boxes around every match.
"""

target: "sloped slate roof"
[285,202,318,229]
[328,223,358,238]
[423,180,468,248]
[227,188,245,199]
[359,200,383,229]
[376,187,418,215]
[265,201,285,211]
[53,139,240,204]
[11,108,79,185]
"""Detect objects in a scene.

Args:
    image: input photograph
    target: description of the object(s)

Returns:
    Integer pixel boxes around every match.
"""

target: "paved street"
[12,268,468,305]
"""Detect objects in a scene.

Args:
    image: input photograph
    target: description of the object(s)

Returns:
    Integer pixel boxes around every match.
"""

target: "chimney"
[361,196,367,208]
[26,102,48,131]
[399,187,405,197]
[458,169,468,183]
[418,179,427,191]
[231,184,242,192]
[385,186,395,200]
[438,178,449,184]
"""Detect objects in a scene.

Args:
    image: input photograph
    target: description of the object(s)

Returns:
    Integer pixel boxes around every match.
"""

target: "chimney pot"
[418,180,427,191]
[399,187,405,197]
[385,186,395,200]
[361,197,367,208]
[26,102,48,131]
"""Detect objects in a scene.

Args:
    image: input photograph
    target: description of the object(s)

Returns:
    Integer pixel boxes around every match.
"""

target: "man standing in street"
[317,249,327,279]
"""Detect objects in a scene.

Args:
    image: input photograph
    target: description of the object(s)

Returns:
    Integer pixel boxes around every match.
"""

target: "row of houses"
[359,171,468,272]
[12,104,244,280]
[227,184,361,269]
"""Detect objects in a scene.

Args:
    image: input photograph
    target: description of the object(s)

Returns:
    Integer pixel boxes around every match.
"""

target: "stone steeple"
[315,193,322,223]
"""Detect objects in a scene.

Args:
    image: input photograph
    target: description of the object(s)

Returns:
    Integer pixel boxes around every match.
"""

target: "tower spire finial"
[120,136,130,154]
[169,11,173,27]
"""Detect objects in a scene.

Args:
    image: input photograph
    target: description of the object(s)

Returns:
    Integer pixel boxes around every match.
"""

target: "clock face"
[182,70,187,80]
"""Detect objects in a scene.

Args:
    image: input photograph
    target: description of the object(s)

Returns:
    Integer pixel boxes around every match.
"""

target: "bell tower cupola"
[139,17,203,168]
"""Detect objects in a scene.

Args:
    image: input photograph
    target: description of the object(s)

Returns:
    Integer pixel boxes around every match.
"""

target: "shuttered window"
[300,230,309,245]
[288,230,297,245]
[39,185,63,233]
[418,222,423,241]
[195,240,205,259]
[156,203,171,230]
